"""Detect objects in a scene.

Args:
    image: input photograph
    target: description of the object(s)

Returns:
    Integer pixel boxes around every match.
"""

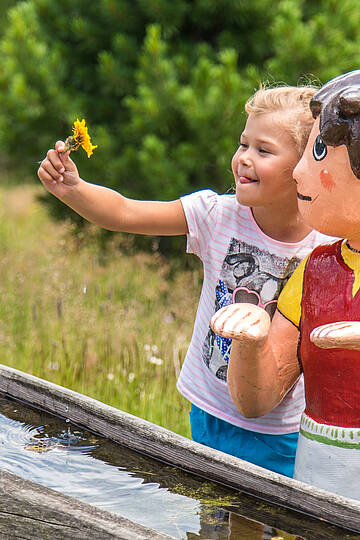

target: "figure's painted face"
[294,117,360,242]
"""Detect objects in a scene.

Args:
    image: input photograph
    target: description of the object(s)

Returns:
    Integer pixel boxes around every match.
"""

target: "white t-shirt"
[177,189,335,434]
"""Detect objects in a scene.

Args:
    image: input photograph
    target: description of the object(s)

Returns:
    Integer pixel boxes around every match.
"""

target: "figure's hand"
[37,141,80,197]
[210,303,271,343]
[311,321,360,349]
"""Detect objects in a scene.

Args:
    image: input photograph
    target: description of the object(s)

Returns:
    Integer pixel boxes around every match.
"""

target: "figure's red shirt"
[300,240,360,427]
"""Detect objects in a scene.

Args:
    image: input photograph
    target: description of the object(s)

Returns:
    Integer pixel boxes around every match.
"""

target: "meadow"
[0,185,203,438]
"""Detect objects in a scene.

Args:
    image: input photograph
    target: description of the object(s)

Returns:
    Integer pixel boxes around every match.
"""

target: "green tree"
[266,0,360,83]
[0,0,360,229]
[0,0,19,29]
[0,0,273,196]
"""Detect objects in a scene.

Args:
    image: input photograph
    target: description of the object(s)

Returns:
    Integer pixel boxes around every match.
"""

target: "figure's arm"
[311,321,360,349]
[37,142,188,236]
[211,304,300,417]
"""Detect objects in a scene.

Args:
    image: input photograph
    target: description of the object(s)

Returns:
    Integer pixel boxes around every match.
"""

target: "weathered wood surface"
[0,364,359,534]
[0,469,174,540]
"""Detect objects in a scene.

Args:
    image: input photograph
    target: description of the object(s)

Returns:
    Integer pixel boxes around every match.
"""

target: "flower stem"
[62,136,80,153]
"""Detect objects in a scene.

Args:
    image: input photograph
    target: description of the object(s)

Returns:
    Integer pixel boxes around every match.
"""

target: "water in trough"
[0,394,356,539]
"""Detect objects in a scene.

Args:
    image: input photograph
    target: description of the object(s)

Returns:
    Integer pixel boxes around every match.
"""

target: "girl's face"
[294,117,360,243]
[232,112,300,209]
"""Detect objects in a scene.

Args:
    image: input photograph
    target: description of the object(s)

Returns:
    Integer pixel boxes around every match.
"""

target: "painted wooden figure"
[211,70,360,500]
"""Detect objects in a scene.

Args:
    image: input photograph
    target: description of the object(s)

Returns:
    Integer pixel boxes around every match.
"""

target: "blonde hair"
[245,85,318,156]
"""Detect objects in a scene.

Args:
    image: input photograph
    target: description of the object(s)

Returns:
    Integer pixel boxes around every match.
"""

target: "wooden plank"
[0,469,175,540]
[0,364,359,534]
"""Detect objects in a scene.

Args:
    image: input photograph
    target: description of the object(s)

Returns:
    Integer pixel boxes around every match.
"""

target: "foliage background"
[1,0,360,217]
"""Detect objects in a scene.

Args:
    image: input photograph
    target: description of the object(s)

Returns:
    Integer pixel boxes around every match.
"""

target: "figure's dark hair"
[310,70,360,178]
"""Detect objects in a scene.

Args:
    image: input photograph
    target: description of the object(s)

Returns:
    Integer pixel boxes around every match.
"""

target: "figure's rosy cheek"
[320,169,336,191]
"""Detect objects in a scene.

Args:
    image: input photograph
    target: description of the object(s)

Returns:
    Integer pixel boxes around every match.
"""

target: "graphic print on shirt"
[203,238,300,381]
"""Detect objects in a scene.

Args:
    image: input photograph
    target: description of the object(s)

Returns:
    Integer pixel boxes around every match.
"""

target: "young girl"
[37,85,334,477]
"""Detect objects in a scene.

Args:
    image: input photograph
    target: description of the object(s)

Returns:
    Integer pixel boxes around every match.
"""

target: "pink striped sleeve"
[180,190,219,259]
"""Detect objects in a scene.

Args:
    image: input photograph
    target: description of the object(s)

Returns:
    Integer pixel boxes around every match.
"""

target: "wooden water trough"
[0,363,359,539]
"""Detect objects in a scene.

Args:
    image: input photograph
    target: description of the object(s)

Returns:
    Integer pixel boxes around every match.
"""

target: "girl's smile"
[238,175,258,184]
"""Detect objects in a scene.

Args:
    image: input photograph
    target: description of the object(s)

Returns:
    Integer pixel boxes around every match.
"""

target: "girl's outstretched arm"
[37,142,188,236]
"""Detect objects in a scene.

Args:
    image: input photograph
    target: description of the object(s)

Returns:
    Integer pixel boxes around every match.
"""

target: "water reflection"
[188,508,305,540]
[0,409,200,537]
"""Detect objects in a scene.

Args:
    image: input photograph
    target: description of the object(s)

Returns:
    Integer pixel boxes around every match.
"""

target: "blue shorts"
[189,404,298,477]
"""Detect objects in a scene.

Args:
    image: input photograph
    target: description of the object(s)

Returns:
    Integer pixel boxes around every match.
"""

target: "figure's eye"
[313,135,327,161]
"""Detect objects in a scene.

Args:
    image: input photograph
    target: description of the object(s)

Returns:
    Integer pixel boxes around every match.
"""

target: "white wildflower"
[148,356,163,366]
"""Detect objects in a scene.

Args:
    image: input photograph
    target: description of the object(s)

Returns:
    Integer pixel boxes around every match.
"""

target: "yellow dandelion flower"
[62,118,98,158]
[73,118,98,158]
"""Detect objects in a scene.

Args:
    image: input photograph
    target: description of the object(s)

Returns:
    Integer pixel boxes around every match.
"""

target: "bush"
[1,0,360,233]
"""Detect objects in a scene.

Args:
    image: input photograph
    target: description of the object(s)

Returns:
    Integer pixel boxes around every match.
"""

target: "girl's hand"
[311,321,360,349]
[210,303,271,343]
[37,141,80,195]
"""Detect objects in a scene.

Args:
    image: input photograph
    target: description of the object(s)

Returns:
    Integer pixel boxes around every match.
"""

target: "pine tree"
[0,0,360,227]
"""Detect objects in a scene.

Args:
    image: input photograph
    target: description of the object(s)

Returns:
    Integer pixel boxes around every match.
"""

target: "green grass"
[0,185,203,438]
